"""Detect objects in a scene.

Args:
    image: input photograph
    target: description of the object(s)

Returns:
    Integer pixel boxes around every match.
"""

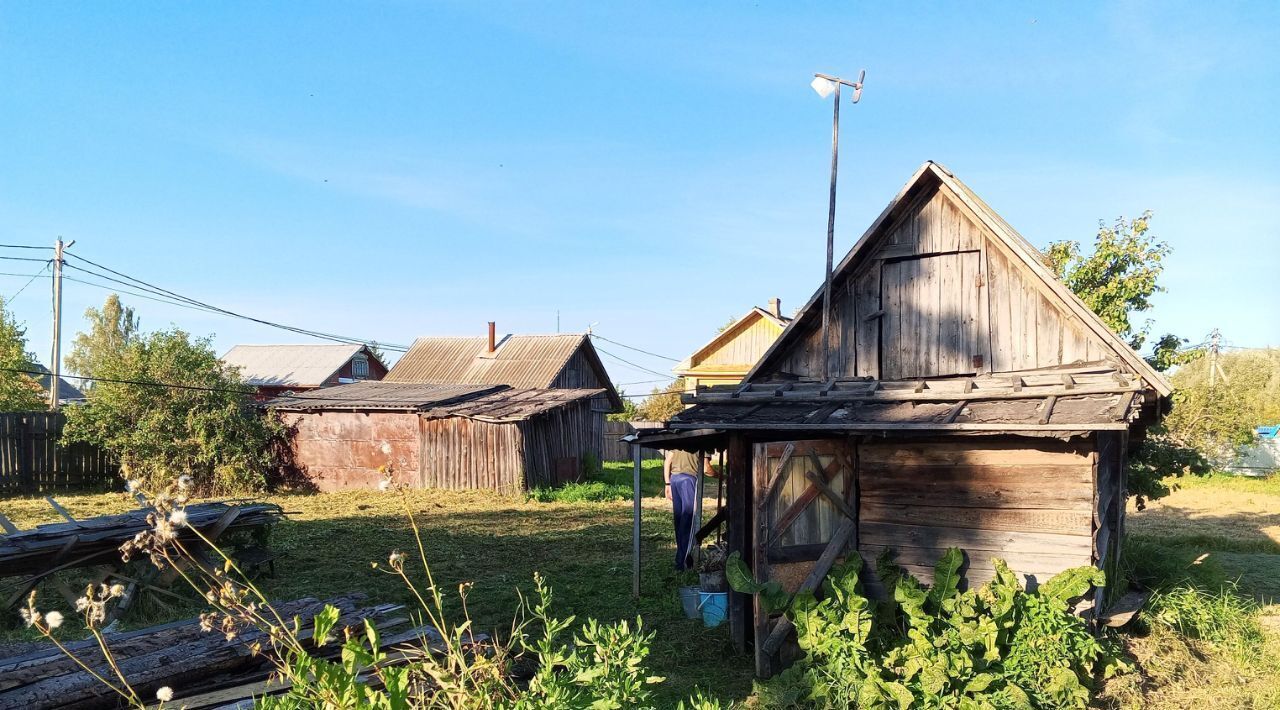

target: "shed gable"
[753,164,1161,390]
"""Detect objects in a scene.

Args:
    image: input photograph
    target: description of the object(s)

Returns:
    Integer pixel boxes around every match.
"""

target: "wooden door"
[880,252,982,379]
[751,438,857,676]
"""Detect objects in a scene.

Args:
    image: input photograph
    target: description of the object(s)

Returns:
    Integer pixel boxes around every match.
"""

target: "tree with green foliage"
[636,379,685,422]
[607,388,639,422]
[0,297,47,410]
[1164,348,1280,464]
[1045,211,1185,370]
[64,294,141,386]
[64,327,282,493]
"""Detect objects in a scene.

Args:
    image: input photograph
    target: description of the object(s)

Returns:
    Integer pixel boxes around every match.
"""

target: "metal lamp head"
[810,76,837,99]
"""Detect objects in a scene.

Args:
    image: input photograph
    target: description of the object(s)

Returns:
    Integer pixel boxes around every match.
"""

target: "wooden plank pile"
[0,593,470,709]
[0,501,286,579]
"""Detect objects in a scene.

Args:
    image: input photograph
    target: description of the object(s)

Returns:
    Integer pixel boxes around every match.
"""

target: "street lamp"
[811,70,865,382]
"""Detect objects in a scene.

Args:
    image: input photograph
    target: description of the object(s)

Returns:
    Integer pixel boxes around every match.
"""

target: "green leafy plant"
[526,480,632,503]
[733,548,1128,709]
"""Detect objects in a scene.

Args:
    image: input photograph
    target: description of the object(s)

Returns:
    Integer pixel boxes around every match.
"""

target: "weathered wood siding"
[761,182,1114,381]
[280,411,421,492]
[419,416,525,491]
[550,349,609,461]
[521,399,598,488]
[856,437,1095,590]
[1093,431,1126,599]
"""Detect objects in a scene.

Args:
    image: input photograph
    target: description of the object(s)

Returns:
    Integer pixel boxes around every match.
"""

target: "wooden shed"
[269,382,604,492]
[636,162,1171,675]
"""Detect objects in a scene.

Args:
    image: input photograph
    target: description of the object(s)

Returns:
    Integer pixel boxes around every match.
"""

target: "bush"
[526,480,631,503]
[731,549,1128,709]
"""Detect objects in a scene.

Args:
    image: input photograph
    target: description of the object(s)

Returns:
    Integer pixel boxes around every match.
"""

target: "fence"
[602,420,666,462]
[0,411,118,496]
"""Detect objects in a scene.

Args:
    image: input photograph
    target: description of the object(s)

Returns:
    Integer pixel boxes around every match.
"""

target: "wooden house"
[222,344,388,401]
[269,382,603,492]
[636,162,1171,675]
[674,299,790,394]
[384,325,622,460]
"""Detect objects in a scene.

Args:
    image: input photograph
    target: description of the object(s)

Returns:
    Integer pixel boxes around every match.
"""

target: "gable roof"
[31,363,86,403]
[745,161,1172,397]
[385,334,623,410]
[222,344,382,388]
[675,306,791,374]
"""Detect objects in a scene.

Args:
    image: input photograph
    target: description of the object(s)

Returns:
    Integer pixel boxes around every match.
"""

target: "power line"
[6,261,51,301]
[0,255,55,263]
[62,251,411,352]
[593,344,677,380]
[589,334,679,362]
[0,367,257,395]
[0,244,54,250]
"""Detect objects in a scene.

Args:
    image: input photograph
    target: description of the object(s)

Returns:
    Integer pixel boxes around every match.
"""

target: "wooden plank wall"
[420,416,524,492]
[0,411,117,496]
[693,315,784,370]
[521,400,598,489]
[601,420,664,462]
[759,181,1114,382]
[1092,430,1126,598]
[857,437,1096,589]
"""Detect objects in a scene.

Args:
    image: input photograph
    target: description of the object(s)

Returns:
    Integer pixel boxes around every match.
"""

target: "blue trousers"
[671,473,697,570]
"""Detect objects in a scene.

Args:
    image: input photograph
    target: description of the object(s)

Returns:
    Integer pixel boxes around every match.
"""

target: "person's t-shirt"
[669,450,702,476]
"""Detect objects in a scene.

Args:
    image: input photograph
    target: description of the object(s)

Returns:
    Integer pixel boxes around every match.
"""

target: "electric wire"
[593,344,677,380]
[6,261,51,302]
[588,333,679,362]
[62,251,410,351]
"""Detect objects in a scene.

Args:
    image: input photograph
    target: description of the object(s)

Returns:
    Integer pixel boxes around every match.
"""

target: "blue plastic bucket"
[678,586,701,619]
[699,591,728,628]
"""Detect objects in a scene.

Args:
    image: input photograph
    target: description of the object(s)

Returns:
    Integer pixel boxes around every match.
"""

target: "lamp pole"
[812,71,864,382]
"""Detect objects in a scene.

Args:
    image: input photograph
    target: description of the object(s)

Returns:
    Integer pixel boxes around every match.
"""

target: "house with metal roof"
[221,344,387,400]
[267,382,604,492]
[674,298,790,394]
[384,325,622,464]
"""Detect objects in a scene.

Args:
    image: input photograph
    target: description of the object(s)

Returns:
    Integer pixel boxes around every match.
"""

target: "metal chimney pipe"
[487,321,496,353]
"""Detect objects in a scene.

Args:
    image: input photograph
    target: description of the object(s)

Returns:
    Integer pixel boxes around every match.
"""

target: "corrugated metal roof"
[266,381,601,422]
[384,334,587,388]
[32,363,85,403]
[222,344,373,387]
[266,382,502,411]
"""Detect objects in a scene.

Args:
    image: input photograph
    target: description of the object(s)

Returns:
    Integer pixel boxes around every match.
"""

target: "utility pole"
[810,70,865,381]
[49,238,73,411]
[1209,328,1219,388]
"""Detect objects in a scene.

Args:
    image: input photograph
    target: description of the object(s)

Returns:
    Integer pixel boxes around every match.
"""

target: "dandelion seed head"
[156,686,174,702]
[380,441,392,455]
[389,550,407,568]
[169,509,188,527]
[378,479,391,493]
[45,611,64,629]
[109,584,125,598]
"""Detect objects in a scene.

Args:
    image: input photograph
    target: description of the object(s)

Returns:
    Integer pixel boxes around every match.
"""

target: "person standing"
[665,448,716,571]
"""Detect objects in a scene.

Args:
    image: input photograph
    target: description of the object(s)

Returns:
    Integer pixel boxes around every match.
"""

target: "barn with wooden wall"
[637,162,1170,676]
[270,382,603,492]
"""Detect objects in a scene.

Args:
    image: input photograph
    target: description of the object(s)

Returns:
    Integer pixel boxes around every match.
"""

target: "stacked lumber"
[0,502,286,578]
[0,593,454,709]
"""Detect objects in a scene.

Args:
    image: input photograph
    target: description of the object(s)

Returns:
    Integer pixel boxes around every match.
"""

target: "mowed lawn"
[0,461,754,705]
[4,466,1280,707]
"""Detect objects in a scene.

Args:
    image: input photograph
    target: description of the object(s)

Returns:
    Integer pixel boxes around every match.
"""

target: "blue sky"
[1,1,1276,392]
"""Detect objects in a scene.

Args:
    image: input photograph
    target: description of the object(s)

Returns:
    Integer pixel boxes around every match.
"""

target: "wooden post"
[726,434,752,653]
[692,451,706,568]
[17,416,32,494]
[632,444,642,599]
[820,83,841,382]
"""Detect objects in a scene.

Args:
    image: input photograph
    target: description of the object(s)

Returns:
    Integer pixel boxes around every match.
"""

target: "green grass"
[0,474,749,705]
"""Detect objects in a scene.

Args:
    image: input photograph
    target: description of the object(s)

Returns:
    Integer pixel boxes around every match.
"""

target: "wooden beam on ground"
[44,497,76,523]
[0,513,18,535]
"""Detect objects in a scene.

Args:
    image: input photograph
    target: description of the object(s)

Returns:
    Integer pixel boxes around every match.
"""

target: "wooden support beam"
[1011,376,1024,392]
[756,443,797,513]
[861,309,885,322]
[962,378,974,394]
[45,497,76,523]
[803,403,841,425]
[1062,374,1076,390]
[731,403,765,421]
[773,382,794,397]
[671,421,1129,432]
[804,466,856,522]
[0,513,18,535]
[695,506,726,543]
[730,382,752,399]
[943,400,967,424]
[818,379,837,396]
[767,452,842,548]
[1038,395,1059,425]
[913,380,925,393]
[761,515,857,656]
[688,382,1139,404]
[726,434,751,653]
